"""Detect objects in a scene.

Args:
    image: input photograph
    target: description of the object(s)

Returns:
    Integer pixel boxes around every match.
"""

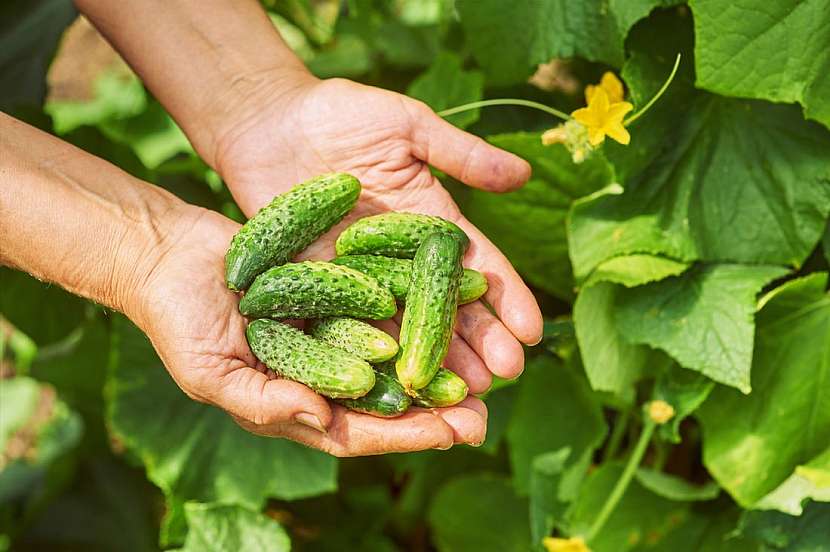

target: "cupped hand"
[136,205,487,456]
[212,76,544,394]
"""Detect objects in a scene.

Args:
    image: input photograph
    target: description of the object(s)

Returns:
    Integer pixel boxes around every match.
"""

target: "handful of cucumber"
[226,173,487,417]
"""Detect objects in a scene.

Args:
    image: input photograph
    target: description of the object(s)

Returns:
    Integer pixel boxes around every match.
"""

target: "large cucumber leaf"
[455,0,677,86]
[174,503,290,552]
[698,273,830,509]
[690,0,830,131]
[615,263,788,392]
[736,501,830,551]
[428,473,530,552]
[106,316,337,529]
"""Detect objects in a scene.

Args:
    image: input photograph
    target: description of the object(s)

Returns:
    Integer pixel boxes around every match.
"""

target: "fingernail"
[469,440,485,448]
[295,412,327,433]
[434,443,453,451]
[529,334,544,346]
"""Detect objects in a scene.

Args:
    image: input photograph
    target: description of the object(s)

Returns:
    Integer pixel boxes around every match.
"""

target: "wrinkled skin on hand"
[141,77,543,456]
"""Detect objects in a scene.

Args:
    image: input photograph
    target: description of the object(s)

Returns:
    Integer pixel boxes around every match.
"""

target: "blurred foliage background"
[2,1,830,551]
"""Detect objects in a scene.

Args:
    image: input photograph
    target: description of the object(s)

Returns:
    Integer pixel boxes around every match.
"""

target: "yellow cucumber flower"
[543,536,591,552]
[585,71,625,104]
[571,87,633,146]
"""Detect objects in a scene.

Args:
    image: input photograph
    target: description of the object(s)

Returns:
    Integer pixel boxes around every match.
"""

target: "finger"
[209,366,333,431]
[454,217,543,345]
[444,333,492,394]
[455,301,526,380]
[434,396,488,446]
[247,405,455,457]
[409,102,531,192]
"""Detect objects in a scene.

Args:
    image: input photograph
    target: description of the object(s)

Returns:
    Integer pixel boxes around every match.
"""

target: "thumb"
[211,367,333,432]
[409,101,531,192]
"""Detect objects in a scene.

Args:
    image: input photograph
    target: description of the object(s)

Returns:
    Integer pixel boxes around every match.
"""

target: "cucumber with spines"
[246,319,374,399]
[376,359,468,408]
[225,173,360,291]
[239,261,397,320]
[332,255,488,304]
[336,372,411,417]
[308,317,398,362]
[396,233,465,392]
[335,212,469,258]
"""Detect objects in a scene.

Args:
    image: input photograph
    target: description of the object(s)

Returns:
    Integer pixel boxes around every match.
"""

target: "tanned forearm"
[74,0,312,167]
[0,112,184,323]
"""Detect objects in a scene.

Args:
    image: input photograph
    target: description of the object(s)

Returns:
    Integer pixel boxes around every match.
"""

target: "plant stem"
[652,440,671,471]
[604,407,631,460]
[586,419,656,542]
[624,53,681,126]
[437,99,570,121]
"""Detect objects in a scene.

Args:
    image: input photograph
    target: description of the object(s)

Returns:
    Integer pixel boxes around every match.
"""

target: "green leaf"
[0,0,77,111]
[454,133,613,301]
[0,268,88,346]
[529,448,571,547]
[307,33,373,78]
[175,503,290,552]
[506,355,606,493]
[456,0,673,86]
[737,501,830,551]
[568,13,830,282]
[634,469,719,502]
[653,363,714,443]
[698,273,830,508]
[374,20,441,68]
[407,51,483,129]
[616,263,788,392]
[824,222,830,266]
[106,317,337,512]
[428,473,530,552]
[690,0,830,131]
[584,254,689,289]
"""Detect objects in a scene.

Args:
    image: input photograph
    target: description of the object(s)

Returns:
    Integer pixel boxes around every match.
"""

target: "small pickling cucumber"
[246,319,374,399]
[239,261,397,320]
[332,255,488,305]
[307,317,398,363]
[376,360,468,408]
[335,212,469,258]
[336,372,411,417]
[396,233,464,392]
[225,173,360,291]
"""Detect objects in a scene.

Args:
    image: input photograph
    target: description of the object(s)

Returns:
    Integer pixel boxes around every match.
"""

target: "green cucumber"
[396,233,464,391]
[336,372,411,417]
[246,319,374,399]
[376,360,468,408]
[335,212,469,258]
[308,317,398,362]
[239,261,397,320]
[332,255,488,305]
[225,173,360,291]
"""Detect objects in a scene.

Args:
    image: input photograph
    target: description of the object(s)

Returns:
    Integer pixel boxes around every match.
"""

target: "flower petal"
[600,72,625,103]
[605,123,631,145]
[587,126,606,146]
[606,101,634,121]
[571,106,599,127]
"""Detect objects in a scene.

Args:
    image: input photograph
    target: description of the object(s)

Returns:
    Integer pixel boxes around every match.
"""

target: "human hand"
[135,206,487,456]
[212,76,544,394]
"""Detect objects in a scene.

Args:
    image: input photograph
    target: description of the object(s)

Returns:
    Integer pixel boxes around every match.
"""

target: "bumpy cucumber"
[239,261,397,320]
[246,319,374,399]
[396,233,464,391]
[333,255,488,305]
[308,317,398,362]
[225,173,360,291]
[335,212,469,258]
[376,360,468,408]
[336,372,411,417]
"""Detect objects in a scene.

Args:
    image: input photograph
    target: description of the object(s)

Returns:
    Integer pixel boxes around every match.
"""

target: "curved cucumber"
[225,173,360,291]
[308,317,398,363]
[335,212,469,258]
[336,372,411,417]
[376,361,467,408]
[239,261,397,320]
[246,319,374,399]
[396,233,464,391]
[333,255,488,305]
